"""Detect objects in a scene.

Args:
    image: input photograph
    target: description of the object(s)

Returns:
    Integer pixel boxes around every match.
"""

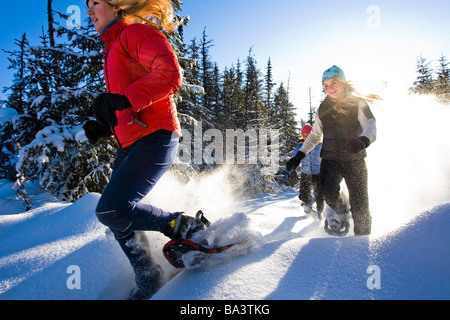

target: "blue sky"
[1,0,449,117]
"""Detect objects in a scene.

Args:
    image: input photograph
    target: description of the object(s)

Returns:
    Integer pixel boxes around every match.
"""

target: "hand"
[91,93,132,127]
[348,136,370,154]
[286,151,305,172]
[83,120,112,144]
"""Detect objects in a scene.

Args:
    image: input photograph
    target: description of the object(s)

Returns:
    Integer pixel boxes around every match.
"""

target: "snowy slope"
[1,180,449,300]
[0,188,136,300]
[1,92,450,300]
[155,194,450,300]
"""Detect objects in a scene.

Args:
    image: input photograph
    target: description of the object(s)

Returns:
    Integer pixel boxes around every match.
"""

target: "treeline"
[409,54,450,103]
[177,28,297,137]
[175,28,299,174]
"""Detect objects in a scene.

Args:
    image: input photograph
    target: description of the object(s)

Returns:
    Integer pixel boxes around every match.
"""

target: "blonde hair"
[102,0,179,32]
[330,79,382,115]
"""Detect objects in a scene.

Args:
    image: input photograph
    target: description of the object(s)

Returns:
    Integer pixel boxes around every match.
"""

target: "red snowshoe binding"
[163,238,238,268]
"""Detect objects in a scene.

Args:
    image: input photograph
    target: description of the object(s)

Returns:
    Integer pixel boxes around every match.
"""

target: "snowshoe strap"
[163,239,201,268]
[181,210,211,240]
[196,210,211,228]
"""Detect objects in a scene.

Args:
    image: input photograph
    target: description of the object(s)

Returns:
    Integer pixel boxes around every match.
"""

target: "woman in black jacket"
[287,66,379,236]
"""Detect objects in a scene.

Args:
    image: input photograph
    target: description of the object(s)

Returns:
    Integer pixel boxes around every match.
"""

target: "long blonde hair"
[103,0,179,32]
[330,79,382,115]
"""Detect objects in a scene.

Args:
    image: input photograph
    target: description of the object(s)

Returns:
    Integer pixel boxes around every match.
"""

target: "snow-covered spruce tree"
[170,25,217,173]
[1,33,30,181]
[264,58,276,112]
[410,55,434,95]
[0,113,18,181]
[264,82,298,188]
[272,82,298,158]
[434,54,450,103]
[199,28,216,127]
[243,47,266,130]
[210,62,223,125]
[220,60,245,130]
[2,33,29,115]
[13,17,117,204]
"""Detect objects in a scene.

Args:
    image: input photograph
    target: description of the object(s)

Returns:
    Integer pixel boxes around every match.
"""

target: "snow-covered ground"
[1,178,449,301]
[1,92,450,300]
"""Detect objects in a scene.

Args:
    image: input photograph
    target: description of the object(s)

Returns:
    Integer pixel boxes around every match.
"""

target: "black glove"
[91,93,132,127]
[286,151,305,172]
[83,120,112,144]
[348,136,371,154]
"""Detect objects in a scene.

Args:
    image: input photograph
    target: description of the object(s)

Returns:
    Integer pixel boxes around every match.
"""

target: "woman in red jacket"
[84,0,202,300]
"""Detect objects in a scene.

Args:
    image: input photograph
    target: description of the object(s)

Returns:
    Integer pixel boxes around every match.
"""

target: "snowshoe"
[163,238,239,269]
[163,210,253,269]
[324,218,350,237]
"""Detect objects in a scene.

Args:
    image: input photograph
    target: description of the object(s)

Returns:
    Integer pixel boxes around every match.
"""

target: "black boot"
[117,231,162,300]
[167,211,210,240]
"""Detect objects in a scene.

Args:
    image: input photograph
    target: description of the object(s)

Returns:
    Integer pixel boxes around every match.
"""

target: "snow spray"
[367,90,450,234]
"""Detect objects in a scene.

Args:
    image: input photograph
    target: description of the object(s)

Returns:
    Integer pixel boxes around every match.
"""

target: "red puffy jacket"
[99,19,183,148]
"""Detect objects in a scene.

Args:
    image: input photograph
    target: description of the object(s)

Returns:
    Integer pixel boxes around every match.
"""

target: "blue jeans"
[96,131,180,240]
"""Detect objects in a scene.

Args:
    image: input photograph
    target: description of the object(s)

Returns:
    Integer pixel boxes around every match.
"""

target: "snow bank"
[153,194,450,300]
[0,193,135,300]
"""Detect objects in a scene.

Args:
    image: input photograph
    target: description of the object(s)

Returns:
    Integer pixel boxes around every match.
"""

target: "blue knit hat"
[322,65,346,83]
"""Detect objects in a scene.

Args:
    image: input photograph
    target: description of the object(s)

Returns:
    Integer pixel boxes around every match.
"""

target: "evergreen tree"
[176,37,205,123]
[1,34,31,181]
[200,28,215,123]
[244,48,265,129]
[210,62,223,124]
[221,60,245,129]
[47,0,56,47]
[185,37,202,103]
[434,53,450,101]
[272,82,298,156]
[164,1,191,111]
[0,33,41,183]
[0,114,17,181]
[170,0,183,12]
[10,16,115,205]
[2,33,29,115]
[264,58,276,110]
[307,86,316,125]
[410,55,434,94]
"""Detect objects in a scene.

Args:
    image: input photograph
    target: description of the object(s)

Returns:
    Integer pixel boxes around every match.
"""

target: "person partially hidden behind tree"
[287,66,380,236]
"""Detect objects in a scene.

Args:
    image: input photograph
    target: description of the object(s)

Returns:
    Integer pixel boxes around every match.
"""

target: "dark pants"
[299,173,324,213]
[96,131,180,240]
[319,159,372,235]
